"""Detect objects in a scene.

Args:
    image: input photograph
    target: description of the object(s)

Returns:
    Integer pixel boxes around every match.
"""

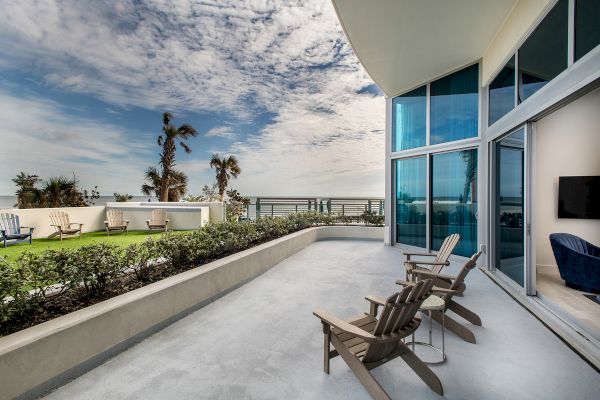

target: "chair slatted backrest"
[443,251,482,303]
[431,233,460,273]
[150,209,167,225]
[363,279,434,363]
[106,209,124,227]
[0,213,20,235]
[50,211,70,230]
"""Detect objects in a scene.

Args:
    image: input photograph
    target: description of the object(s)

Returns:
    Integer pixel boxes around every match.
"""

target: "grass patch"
[0,230,190,260]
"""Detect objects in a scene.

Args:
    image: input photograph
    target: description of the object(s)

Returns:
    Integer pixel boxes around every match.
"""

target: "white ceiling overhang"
[331,0,520,97]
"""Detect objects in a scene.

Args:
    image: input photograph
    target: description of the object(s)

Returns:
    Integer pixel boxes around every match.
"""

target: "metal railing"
[243,197,384,220]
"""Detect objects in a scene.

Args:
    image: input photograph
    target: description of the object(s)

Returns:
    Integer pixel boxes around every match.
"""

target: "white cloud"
[205,126,236,139]
[0,0,385,197]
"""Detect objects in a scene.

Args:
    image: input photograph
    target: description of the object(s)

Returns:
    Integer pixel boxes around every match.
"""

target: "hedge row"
[0,212,382,327]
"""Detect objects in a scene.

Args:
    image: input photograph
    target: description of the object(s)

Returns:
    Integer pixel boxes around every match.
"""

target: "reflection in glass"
[496,129,525,287]
[392,86,427,151]
[395,157,426,248]
[431,150,478,257]
[518,0,568,101]
[488,56,515,125]
[430,64,479,145]
[575,0,600,61]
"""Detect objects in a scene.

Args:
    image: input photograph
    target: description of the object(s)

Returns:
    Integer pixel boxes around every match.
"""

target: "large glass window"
[395,157,426,248]
[430,64,479,145]
[392,86,427,151]
[488,56,515,125]
[518,0,568,102]
[495,129,525,287]
[575,0,600,61]
[431,150,478,257]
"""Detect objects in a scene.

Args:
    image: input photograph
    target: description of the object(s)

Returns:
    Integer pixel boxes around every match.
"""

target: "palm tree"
[142,166,188,202]
[210,154,241,201]
[142,112,198,202]
[12,172,40,208]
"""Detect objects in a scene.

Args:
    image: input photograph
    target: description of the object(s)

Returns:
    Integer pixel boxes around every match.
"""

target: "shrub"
[123,239,159,282]
[0,257,31,322]
[361,210,385,226]
[65,244,124,297]
[15,249,73,303]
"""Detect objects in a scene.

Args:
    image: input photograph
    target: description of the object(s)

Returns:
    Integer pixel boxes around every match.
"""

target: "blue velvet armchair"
[549,233,600,294]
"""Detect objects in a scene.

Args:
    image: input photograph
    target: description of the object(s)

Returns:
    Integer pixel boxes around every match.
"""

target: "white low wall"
[106,203,211,231]
[3,202,225,239]
[0,226,382,400]
[7,207,106,239]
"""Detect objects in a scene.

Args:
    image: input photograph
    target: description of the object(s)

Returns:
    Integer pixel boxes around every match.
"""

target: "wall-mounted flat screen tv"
[558,176,599,219]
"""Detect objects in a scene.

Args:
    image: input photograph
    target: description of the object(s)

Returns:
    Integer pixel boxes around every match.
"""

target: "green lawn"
[0,230,191,260]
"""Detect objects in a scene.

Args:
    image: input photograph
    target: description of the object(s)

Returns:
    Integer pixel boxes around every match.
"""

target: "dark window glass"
[392,86,427,151]
[575,0,600,61]
[430,64,479,145]
[488,56,515,125]
[395,157,426,248]
[518,0,568,102]
[431,150,478,257]
[495,129,525,287]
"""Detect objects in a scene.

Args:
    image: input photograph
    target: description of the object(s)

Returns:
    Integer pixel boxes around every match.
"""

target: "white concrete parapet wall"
[6,207,106,239]
[3,202,225,239]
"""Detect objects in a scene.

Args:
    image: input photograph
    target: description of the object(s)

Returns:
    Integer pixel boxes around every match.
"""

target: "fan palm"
[210,154,241,201]
[142,112,198,202]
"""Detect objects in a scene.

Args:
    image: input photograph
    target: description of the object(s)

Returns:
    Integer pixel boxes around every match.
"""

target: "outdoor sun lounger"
[146,209,169,232]
[0,213,34,248]
[104,209,129,235]
[49,211,83,241]
[314,279,443,399]
[399,251,483,344]
[404,233,460,286]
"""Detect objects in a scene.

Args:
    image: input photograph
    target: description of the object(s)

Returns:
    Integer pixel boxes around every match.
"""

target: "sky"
[0,0,385,197]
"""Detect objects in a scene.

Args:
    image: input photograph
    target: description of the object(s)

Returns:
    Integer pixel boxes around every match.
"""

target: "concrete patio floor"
[43,240,600,400]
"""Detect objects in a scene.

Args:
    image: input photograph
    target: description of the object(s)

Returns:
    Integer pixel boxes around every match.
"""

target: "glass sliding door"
[395,157,427,247]
[431,149,478,257]
[495,128,525,287]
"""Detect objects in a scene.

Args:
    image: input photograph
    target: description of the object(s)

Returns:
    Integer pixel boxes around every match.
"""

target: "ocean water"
[0,195,156,209]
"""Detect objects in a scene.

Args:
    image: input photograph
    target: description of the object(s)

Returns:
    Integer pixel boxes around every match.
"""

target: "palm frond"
[163,112,173,126]
[180,142,192,154]
[176,124,198,139]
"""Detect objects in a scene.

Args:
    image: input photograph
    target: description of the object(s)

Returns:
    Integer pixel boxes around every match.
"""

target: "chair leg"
[448,300,482,326]
[322,324,331,374]
[330,335,392,400]
[431,310,476,344]
[397,341,443,396]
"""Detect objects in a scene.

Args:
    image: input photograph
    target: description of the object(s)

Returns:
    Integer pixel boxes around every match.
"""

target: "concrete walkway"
[43,240,600,399]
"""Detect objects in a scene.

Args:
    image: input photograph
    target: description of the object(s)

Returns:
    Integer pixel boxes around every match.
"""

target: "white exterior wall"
[534,87,600,268]
[7,207,106,239]
[4,202,225,239]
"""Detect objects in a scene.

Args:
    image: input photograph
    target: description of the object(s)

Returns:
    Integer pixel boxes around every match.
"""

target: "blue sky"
[0,0,384,197]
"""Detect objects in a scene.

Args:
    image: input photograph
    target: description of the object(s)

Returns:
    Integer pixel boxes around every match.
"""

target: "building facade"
[333,0,600,365]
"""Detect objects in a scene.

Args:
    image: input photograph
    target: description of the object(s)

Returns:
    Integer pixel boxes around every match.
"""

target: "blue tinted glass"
[395,157,426,248]
[496,129,525,287]
[518,0,568,101]
[431,150,478,257]
[575,0,600,61]
[430,64,479,145]
[488,56,515,125]
[392,86,426,151]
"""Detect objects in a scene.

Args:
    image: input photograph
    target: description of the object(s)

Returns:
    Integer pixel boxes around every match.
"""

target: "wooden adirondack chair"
[404,233,460,285]
[0,213,34,248]
[402,251,483,344]
[146,209,169,232]
[104,209,129,235]
[313,279,443,400]
[49,211,83,241]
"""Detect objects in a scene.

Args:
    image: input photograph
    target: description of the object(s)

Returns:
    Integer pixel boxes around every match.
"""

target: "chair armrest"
[412,269,456,281]
[431,287,458,295]
[365,295,386,306]
[313,309,376,342]
[165,219,170,223]
[395,279,413,286]
[403,251,437,257]
[146,220,151,223]
[409,260,450,266]
[70,223,83,227]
